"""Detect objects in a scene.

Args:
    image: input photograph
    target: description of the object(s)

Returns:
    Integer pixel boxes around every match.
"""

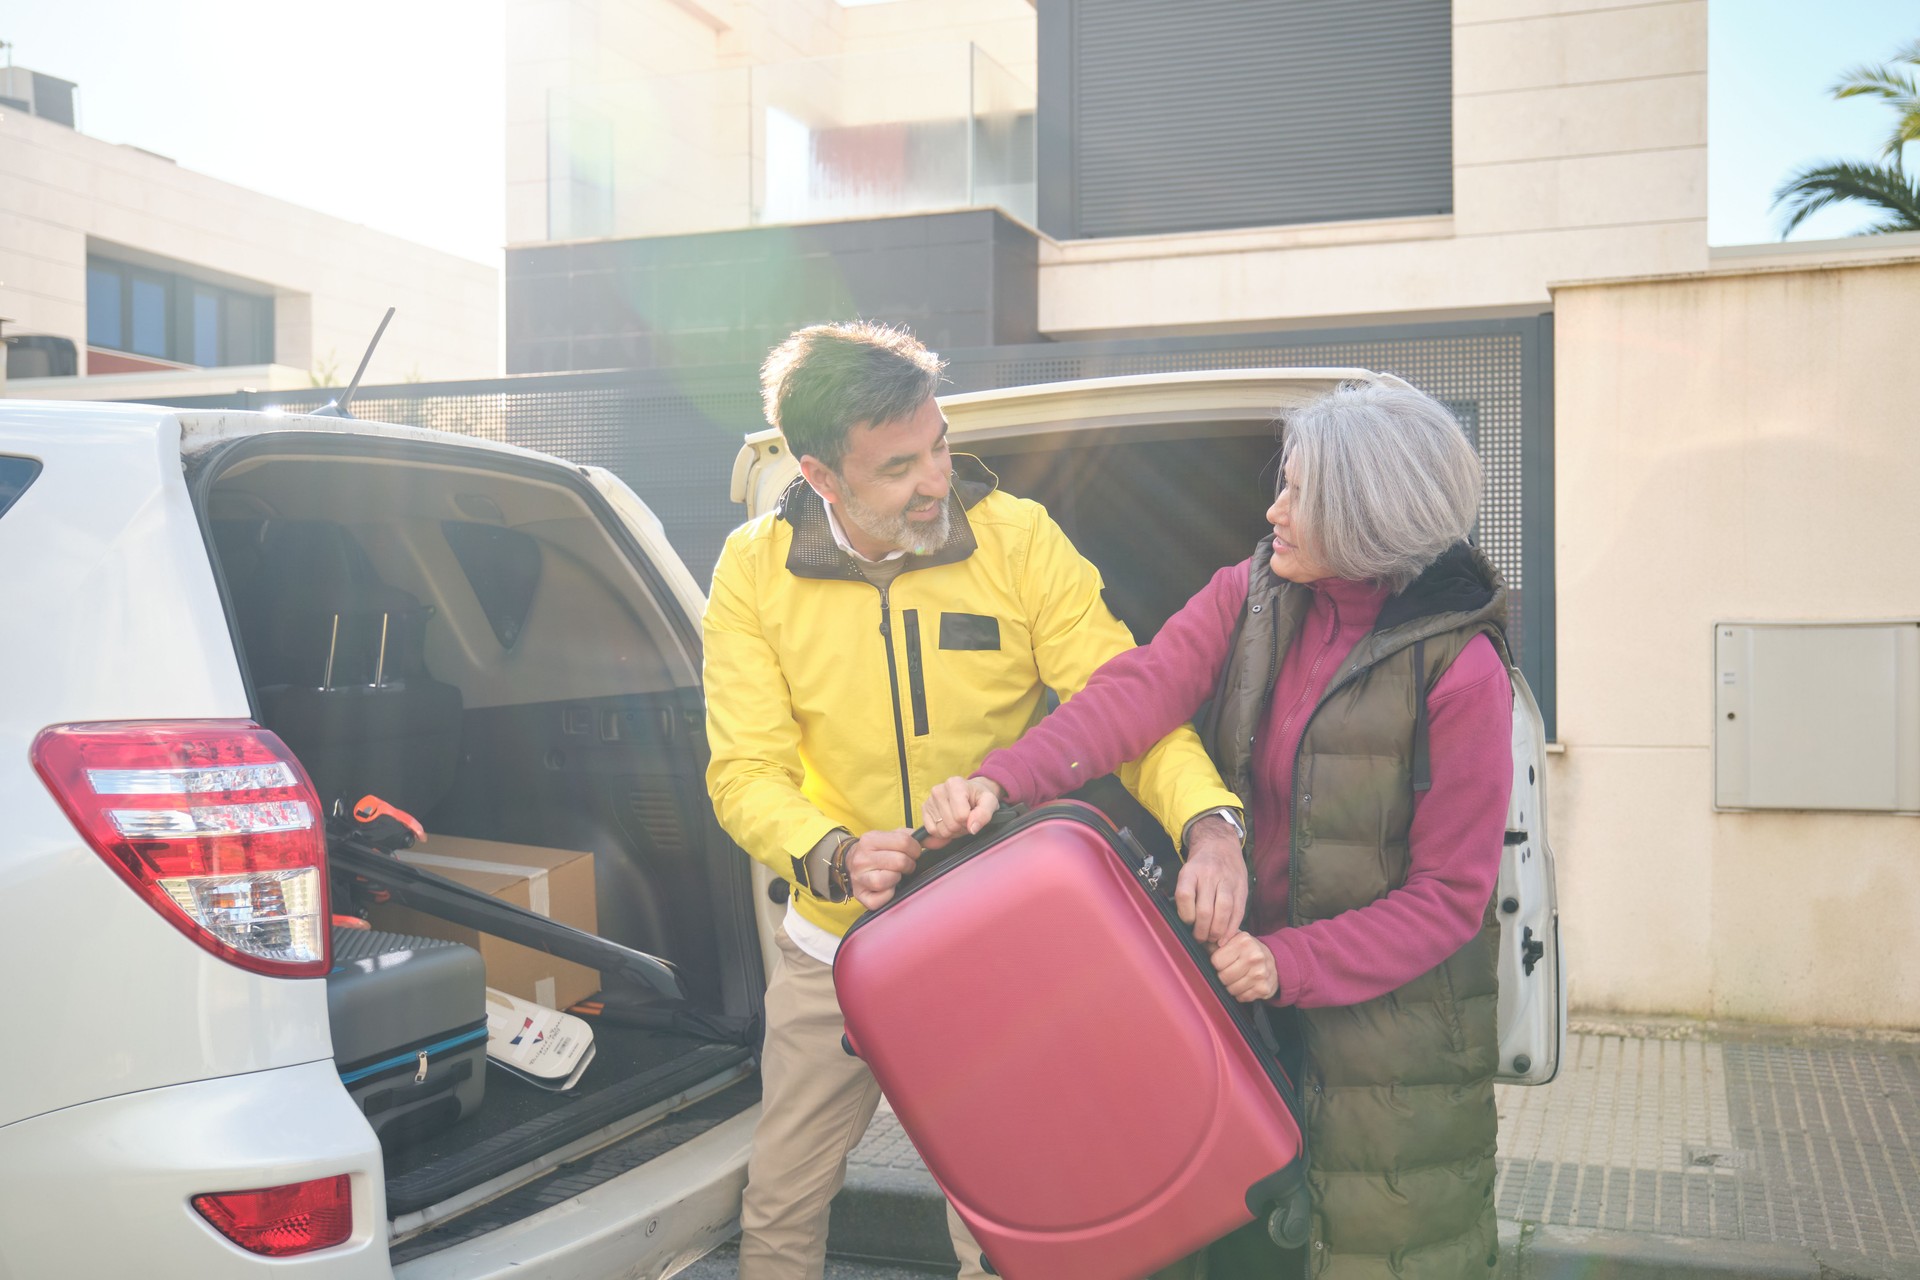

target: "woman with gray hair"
[923,381,1514,1279]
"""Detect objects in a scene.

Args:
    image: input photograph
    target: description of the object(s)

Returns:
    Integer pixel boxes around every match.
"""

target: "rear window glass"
[442,521,542,650]
[0,456,42,521]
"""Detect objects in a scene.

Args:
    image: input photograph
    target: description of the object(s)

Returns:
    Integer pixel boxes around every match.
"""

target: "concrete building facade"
[480,0,1918,1030]
[0,73,499,398]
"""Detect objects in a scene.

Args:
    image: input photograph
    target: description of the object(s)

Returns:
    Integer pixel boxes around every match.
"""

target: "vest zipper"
[1279,591,1344,931]
[875,585,915,828]
[1244,601,1282,901]
[1284,620,1447,929]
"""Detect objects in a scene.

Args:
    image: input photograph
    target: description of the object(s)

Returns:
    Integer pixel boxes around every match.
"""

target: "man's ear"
[797,454,841,504]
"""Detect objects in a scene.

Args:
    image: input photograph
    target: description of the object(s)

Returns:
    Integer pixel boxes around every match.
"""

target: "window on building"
[129,275,169,357]
[192,289,221,367]
[83,254,275,368]
[86,266,122,350]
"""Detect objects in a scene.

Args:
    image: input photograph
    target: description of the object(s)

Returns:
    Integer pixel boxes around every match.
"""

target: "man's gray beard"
[840,488,952,556]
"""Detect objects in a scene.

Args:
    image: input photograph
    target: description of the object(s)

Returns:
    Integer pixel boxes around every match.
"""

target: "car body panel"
[0,403,333,1127]
[0,1060,388,1278]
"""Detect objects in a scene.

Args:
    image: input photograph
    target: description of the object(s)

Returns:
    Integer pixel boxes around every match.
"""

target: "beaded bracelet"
[826,833,859,903]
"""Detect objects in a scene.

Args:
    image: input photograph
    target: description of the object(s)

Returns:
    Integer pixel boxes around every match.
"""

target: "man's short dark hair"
[760,322,946,470]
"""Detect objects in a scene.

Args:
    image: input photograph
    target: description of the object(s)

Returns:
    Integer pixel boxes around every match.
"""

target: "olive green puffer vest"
[1204,540,1511,1280]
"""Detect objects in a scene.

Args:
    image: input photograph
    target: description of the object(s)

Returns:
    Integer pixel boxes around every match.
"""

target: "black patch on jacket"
[939,613,1001,651]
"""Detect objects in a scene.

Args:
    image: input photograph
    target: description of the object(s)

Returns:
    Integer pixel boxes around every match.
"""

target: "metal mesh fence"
[942,326,1539,686]
[159,315,1554,730]
[201,373,767,592]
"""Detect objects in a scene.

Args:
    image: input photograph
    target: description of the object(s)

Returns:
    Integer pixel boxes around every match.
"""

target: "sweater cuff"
[1262,929,1309,1007]
[975,749,1037,807]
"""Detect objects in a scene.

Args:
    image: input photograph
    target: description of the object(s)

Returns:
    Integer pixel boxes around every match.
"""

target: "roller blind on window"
[1045,0,1453,239]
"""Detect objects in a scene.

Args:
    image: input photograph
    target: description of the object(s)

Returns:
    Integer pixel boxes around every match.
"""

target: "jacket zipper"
[876,586,915,828]
[903,609,930,736]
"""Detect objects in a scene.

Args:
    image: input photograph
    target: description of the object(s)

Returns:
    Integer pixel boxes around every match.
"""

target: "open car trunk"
[189,429,762,1245]
[965,424,1285,860]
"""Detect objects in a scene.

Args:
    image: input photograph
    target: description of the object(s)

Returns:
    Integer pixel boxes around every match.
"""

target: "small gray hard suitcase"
[327,927,487,1141]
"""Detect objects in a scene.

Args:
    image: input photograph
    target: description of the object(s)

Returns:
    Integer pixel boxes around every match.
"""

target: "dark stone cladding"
[505,210,1041,374]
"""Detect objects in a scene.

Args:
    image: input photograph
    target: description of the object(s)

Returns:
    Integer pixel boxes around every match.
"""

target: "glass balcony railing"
[547,43,1035,242]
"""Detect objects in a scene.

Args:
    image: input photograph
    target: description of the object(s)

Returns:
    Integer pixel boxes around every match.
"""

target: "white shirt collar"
[822,499,906,566]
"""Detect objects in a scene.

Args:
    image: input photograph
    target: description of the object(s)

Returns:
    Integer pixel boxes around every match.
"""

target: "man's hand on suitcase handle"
[1177,817,1249,946]
[1212,931,1279,1002]
[846,829,924,911]
[920,775,1005,847]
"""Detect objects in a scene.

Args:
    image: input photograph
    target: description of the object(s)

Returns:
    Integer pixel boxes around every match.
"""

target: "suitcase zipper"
[337,1024,489,1086]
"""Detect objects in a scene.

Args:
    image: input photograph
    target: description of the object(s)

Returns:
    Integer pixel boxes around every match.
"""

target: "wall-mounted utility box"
[1714,622,1920,813]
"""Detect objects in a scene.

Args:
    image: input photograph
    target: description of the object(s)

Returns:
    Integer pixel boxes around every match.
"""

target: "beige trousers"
[738,928,990,1280]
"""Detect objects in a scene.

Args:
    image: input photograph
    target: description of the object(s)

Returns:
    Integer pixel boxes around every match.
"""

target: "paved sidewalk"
[823,1017,1920,1279]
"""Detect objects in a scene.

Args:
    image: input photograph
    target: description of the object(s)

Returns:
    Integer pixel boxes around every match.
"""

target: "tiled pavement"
[1494,1024,1919,1264]
[825,1018,1920,1278]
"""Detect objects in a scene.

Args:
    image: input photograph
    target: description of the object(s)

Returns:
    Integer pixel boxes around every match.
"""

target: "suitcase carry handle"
[908,803,1024,871]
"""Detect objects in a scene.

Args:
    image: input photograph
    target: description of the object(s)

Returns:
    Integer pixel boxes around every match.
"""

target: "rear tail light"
[32,721,330,977]
[193,1174,353,1256]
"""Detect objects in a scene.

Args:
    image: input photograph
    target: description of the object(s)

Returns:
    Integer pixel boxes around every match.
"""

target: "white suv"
[1,402,770,1279]
[0,370,1557,1278]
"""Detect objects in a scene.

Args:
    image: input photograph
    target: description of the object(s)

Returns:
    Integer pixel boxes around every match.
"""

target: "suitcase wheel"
[841,1031,859,1058]
[1267,1187,1312,1250]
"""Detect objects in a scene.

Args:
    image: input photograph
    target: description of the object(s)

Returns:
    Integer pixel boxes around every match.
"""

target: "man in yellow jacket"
[704,322,1247,1280]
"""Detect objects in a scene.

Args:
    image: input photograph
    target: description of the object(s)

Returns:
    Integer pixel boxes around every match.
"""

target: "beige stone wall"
[1038,0,1709,336]
[0,110,497,385]
[1551,248,1920,1028]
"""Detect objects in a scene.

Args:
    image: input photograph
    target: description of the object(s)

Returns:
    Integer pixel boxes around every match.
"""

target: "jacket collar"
[777,453,999,582]
[1248,537,1508,660]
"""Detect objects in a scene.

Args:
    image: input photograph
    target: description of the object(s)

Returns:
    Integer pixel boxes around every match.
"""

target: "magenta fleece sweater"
[977,560,1513,1009]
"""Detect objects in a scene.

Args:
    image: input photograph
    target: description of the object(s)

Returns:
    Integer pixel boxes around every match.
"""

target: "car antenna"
[312,306,395,419]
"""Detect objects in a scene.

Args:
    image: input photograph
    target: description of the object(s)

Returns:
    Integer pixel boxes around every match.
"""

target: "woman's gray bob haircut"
[1284,381,1482,592]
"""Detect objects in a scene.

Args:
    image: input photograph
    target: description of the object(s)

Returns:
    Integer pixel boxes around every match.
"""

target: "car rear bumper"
[392,1105,756,1280]
[0,1058,390,1278]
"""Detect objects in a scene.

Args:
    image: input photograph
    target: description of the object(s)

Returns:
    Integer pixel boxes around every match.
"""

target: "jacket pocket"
[939,612,1000,651]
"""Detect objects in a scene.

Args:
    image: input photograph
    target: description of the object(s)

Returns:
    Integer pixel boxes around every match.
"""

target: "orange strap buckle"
[352,794,426,844]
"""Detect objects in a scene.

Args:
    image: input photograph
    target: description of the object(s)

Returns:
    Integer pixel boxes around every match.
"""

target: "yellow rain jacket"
[703,456,1242,937]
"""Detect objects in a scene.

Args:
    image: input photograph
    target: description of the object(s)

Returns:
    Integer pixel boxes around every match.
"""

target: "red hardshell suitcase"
[834,801,1309,1280]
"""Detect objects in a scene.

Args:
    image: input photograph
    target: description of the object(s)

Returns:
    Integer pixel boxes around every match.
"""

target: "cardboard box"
[369,835,601,1012]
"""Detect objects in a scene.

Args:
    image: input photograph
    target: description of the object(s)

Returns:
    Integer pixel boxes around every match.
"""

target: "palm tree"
[1771,38,1920,236]
[1833,38,1920,162]
[1773,161,1920,236]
